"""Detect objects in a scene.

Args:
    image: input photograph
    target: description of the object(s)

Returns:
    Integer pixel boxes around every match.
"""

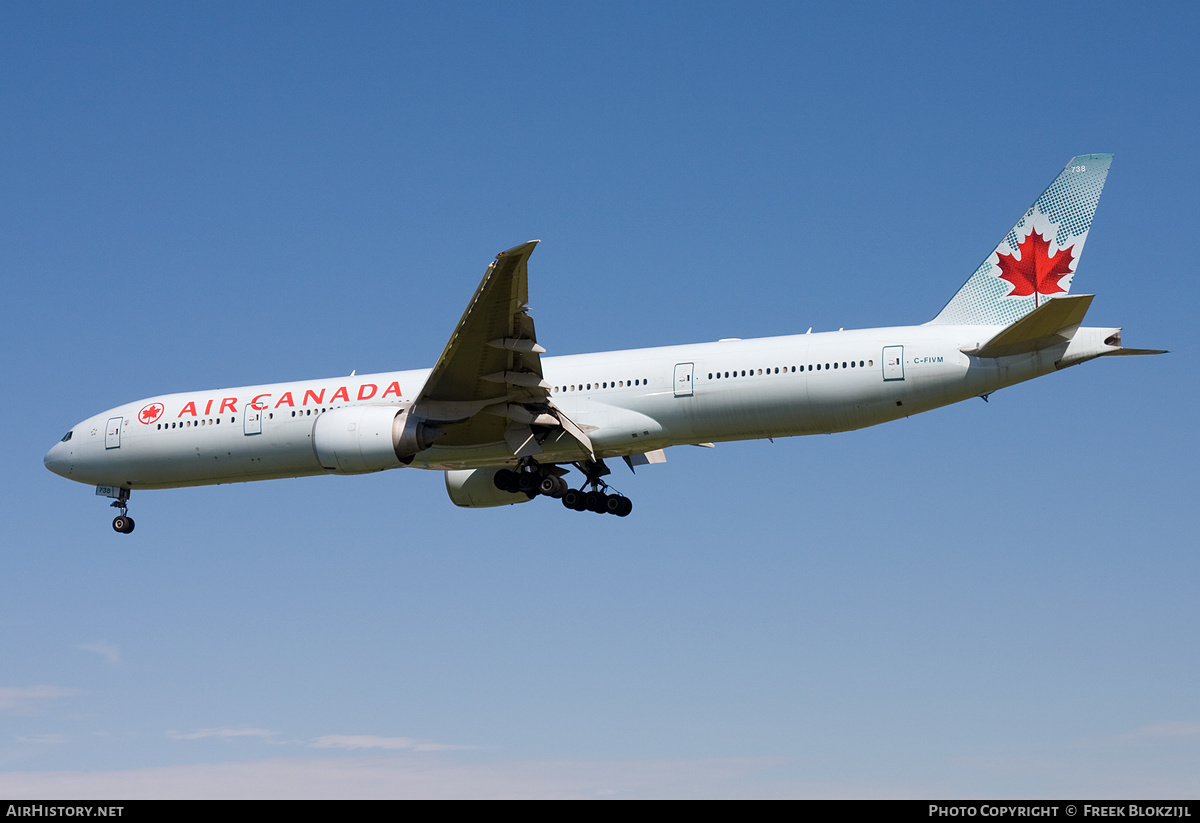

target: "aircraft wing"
[412,241,593,459]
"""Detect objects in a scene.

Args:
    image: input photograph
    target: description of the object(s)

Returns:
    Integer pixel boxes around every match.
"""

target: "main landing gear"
[561,486,633,517]
[561,457,633,516]
[111,488,135,534]
[493,458,632,517]
[492,462,570,500]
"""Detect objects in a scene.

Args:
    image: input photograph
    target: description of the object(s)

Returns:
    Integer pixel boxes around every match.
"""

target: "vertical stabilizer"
[930,154,1112,326]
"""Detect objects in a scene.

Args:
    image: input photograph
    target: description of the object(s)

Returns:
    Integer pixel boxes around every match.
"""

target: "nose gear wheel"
[110,489,135,533]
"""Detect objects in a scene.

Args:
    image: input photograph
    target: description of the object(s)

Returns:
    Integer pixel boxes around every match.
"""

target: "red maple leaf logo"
[996,228,1074,307]
[139,403,164,424]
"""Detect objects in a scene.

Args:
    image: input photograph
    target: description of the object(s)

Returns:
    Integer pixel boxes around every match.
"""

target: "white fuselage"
[43,323,1115,491]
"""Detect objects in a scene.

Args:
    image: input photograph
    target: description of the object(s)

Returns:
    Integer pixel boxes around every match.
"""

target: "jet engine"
[444,468,534,508]
[312,405,439,474]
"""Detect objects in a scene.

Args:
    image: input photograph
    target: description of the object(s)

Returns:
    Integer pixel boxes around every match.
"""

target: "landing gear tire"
[493,469,519,493]
[112,516,135,534]
[604,495,630,516]
[539,475,567,498]
[562,489,586,511]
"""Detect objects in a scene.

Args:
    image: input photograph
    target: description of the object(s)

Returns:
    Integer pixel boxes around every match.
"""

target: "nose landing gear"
[110,489,134,534]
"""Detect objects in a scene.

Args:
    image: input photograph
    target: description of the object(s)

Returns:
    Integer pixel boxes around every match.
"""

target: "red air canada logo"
[996,227,1075,307]
[138,402,165,424]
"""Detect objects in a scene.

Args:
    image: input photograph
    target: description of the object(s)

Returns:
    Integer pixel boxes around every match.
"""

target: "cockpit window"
[60,430,73,442]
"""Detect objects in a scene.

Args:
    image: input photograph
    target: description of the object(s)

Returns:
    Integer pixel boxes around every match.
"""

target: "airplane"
[45,154,1164,533]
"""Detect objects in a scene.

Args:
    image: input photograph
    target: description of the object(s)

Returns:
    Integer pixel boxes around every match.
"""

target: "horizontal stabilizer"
[1101,347,1169,357]
[964,294,1093,358]
[1096,329,1167,358]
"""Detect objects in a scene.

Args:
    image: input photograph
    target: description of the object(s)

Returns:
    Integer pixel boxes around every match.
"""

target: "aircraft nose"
[44,440,71,479]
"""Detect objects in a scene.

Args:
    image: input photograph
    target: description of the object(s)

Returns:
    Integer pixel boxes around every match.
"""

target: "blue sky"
[3,2,1197,798]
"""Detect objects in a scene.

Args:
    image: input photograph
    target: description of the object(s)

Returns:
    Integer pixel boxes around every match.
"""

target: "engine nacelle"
[444,468,534,508]
[312,405,438,474]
